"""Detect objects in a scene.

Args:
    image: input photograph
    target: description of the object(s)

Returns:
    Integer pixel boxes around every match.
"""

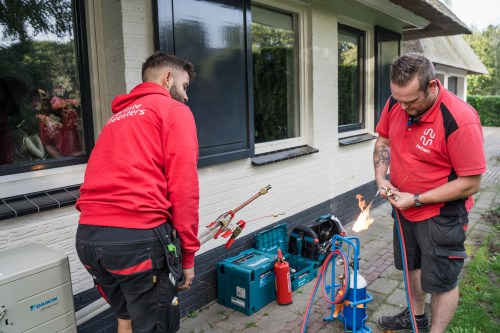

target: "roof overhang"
[388,0,471,39]
[354,0,471,40]
[403,36,489,75]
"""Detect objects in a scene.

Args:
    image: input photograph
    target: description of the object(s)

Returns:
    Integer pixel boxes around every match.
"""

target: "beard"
[169,83,185,104]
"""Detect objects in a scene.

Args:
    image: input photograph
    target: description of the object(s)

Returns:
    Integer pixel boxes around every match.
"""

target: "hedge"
[467,95,500,127]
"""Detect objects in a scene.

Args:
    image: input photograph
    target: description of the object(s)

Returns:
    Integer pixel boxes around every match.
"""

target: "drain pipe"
[75,298,110,326]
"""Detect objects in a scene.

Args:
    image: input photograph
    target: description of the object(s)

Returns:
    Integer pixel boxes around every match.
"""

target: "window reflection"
[0,0,84,166]
[252,4,299,144]
[338,25,365,131]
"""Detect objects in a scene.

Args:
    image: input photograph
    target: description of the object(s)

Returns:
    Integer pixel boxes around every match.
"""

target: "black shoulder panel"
[387,96,398,114]
[440,103,459,142]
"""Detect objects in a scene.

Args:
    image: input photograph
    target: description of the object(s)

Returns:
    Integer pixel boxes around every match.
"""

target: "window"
[338,24,365,133]
[0,0,93,176]
[448,76,458,95]
[375,26,400,128]
[155,0,253,168]
[251,4,299,144]
[436,73,445,85]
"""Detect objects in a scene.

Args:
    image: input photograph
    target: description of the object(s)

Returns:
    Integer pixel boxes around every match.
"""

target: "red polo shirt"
[376,80,486,221]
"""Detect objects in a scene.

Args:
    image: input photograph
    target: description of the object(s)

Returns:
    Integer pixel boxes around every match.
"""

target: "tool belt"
[154,222,183,284]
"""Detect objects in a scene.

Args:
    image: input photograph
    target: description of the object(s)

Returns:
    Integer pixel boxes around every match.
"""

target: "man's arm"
[389,175,482,210]
[162,105,200,290]
[373,135,396,198]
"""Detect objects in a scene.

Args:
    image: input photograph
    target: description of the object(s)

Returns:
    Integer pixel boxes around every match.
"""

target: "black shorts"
[393,211,468,294]
[76,224,180,333]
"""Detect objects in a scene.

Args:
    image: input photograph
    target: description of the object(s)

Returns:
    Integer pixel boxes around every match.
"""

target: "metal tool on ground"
[198,185,272,246]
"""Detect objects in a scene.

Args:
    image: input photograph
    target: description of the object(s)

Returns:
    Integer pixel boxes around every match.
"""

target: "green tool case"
[254,223,318,291]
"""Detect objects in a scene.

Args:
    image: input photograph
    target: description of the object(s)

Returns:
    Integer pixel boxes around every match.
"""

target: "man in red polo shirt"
[374,54,486,332]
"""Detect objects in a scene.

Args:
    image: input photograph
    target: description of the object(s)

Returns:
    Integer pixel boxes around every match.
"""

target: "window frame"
[0,0,95,177]
[337,23,366,134]
[251,0,309,155]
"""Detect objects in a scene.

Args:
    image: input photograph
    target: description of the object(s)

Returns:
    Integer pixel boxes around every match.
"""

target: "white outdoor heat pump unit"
[0,243,77,333]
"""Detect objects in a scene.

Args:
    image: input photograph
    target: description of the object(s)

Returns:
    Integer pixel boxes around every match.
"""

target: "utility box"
[255,223,318,291]
[217,249,276,315]
[0,243,77,333]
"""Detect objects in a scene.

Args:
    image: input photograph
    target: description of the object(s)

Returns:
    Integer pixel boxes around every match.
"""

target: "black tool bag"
[289,226,321,262]
[289,214,346,265]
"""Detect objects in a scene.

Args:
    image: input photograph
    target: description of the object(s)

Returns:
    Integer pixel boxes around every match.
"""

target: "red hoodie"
[76,82,200,268]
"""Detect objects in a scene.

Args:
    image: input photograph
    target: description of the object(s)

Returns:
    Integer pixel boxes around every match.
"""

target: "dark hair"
[390,53,435,92]
[142,51,196,83]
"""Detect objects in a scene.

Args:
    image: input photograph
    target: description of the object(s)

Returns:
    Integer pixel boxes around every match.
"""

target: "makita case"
[217,249,276,315]
[289,214,346,265]
[254,223,318,291]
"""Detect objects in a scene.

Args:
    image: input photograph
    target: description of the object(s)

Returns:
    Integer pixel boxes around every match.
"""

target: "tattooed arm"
[373,136,394,197]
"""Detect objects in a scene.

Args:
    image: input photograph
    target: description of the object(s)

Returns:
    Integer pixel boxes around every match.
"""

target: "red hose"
[301,248,349,332]
[322,249,348,304]
[394,207,418,332]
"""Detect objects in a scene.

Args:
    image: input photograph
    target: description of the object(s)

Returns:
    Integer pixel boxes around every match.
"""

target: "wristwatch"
[414,193,423,208]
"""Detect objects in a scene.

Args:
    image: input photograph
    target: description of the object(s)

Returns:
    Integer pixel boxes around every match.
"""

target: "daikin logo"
[30,297,58,311]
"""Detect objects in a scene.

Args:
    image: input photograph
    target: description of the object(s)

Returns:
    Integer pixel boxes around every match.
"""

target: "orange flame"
[352,194,374,232]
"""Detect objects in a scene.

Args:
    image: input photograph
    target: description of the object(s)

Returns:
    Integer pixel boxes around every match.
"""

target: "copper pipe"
[232,185,271,214]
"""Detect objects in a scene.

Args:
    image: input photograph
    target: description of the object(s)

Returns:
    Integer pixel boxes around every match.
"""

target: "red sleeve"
[447,123,486,176]
[376,98,392,138]
[162,105,200,268]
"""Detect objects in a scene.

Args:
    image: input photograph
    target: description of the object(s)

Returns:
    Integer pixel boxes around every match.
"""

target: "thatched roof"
[389,0,471,39]
[403,35,489,75]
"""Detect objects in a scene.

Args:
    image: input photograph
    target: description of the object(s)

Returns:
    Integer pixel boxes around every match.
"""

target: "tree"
[463,24,500,96]
[0,0,72,45]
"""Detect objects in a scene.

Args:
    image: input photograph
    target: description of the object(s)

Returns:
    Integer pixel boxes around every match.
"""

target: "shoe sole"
[377,322,429,332]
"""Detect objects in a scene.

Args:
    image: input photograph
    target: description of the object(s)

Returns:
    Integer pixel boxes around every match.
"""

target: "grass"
[445,207,500,333]
[187,310,198,319]
[245,321,258,328]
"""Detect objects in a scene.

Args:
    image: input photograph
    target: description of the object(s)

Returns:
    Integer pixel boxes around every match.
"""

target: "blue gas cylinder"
[344,270,367,330]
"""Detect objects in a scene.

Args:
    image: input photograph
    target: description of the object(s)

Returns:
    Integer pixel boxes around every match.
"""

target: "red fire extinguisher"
[275,248,293,305]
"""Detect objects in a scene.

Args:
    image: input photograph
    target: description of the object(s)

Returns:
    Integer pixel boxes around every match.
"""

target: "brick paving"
[179,127,500,333]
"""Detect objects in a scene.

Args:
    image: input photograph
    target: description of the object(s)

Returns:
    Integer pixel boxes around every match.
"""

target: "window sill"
[0,185,81,221]
[251,145,319,166]
[338,133,377,146]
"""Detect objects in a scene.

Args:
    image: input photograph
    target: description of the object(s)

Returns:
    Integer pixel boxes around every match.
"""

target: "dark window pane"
[252,5,299,144]
[338,25,365,132]
[375,27,400,128]
[159,0,253,167]
[0,0,86,168]
[448,76,458,95]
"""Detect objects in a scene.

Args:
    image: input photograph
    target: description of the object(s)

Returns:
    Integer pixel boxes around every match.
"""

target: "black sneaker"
[377,307,429,332]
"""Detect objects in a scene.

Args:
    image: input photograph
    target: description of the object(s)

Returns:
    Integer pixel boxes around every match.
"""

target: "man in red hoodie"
[75,51,200,333]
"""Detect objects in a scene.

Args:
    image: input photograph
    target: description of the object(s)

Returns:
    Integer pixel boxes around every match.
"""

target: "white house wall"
[0,0,405,296]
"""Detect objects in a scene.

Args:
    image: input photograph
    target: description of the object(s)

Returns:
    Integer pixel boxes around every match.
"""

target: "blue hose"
[301,248,349,332]
[392,205,417,333]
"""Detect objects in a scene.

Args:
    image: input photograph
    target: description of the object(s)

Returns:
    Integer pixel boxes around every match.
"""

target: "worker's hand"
[178,267,195,291]
[377,180,397,199]
[388,191,414,210]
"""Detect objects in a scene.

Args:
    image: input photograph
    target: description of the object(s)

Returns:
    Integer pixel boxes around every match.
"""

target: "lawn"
[446,206,500,333]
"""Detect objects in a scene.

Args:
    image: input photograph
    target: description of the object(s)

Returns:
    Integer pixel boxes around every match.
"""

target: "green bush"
[467,95,500,126]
